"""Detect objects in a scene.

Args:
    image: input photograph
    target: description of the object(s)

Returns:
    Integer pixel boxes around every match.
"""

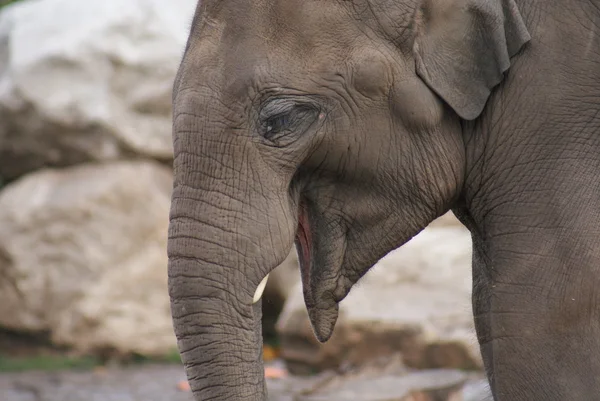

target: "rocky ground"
[0,361,491,401]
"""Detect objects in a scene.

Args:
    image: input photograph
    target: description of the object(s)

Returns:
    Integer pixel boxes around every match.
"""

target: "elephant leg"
[472,243,600,400]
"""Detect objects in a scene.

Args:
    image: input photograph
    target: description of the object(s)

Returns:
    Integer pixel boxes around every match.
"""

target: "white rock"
[428,211,464,228]
[0,0,198,179]
[276,221,481,374]
[0,161,176,356]
[265,247,300,305]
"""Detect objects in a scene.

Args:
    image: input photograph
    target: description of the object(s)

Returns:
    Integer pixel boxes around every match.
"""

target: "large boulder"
[276,218,480,374]
[0,0,197,179]
[0,161,175,356]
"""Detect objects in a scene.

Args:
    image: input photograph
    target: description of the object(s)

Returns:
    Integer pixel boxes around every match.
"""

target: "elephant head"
[168,0,530,399]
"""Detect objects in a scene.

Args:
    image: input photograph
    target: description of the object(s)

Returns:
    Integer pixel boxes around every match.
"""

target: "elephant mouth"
[295,201,339,343]
[296,201,312,287]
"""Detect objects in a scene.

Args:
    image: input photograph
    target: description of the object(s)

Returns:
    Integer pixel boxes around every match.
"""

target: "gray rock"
[0,0,197,179]
[0,362,489,401]
[265,247,301,307]
[462,379,493,401]
[0,161,176,356]
[0,365,193,401]
[262,247,301,339]
[297,370,468,401]
[428,211,464,228]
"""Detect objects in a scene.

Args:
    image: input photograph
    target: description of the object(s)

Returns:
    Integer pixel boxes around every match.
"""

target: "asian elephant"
[168,0,600,399]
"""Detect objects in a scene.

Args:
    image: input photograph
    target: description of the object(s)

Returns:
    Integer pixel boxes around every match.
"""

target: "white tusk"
[252,274,270,304]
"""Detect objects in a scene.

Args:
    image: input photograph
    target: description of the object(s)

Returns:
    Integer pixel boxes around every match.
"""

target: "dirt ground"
[0,328,492,400]
[0,362,490,401]
[0,364,315,401]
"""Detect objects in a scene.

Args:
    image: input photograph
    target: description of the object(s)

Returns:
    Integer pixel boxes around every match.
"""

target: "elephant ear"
[413,0,531,120]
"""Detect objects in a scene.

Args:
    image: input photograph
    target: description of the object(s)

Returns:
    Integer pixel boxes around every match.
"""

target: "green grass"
[0,0,22,10]
[129,348,182,365]
[0,348,183,373]
[0,355,101,373]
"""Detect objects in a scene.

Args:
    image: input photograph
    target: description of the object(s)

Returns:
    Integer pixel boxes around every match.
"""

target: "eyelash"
[260,105,318,143]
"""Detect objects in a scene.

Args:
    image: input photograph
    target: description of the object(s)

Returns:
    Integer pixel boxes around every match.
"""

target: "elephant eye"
[260,101,319,144]
[265,113,292,137]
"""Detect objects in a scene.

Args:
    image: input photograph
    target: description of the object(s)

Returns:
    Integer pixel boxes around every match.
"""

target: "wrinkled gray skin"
[168,0,600,399]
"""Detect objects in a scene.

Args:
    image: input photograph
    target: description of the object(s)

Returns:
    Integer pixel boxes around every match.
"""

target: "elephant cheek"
[351,53,391,99]
[390,78,445,129]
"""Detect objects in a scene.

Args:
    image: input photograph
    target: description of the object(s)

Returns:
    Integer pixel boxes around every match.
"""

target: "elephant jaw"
[296,202,340,343]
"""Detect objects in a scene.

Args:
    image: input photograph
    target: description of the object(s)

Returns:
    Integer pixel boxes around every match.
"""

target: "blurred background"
[0,0,489,400]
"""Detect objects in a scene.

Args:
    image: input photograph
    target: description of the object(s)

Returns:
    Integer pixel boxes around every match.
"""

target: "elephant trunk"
[168,185,268,400]
[168,89,297,399]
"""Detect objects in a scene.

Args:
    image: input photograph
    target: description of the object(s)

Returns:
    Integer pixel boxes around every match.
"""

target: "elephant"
[168,0,600,399]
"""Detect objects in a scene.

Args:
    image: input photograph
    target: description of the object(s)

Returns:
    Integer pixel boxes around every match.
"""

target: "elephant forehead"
[195,0,360,60]
[183,0,385,103]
